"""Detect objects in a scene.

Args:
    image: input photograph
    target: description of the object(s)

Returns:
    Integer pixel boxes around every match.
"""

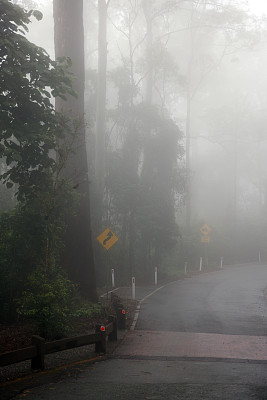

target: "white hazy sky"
[248,0,267,15]
[27,0,267,56]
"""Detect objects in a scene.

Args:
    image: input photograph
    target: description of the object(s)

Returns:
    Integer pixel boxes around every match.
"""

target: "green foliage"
[0,180,16,212]
[102,103,184,284]
[0,0,86,325]
[17,267,75,339]
[0,0,76,202]
[109,66,139,105]
[0,172,80,321]
[70,302,105,319]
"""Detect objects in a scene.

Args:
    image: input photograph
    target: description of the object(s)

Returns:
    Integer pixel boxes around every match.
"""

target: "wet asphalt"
[1,264,267,400]
[135,264,267,335]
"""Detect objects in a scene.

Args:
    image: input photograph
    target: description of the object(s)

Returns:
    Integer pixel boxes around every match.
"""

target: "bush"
[0,0,83,324]
[17,267,75,340]
[70,302,105,319]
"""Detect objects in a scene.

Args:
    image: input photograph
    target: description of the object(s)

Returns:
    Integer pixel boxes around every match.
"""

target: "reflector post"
[132,277,135,300]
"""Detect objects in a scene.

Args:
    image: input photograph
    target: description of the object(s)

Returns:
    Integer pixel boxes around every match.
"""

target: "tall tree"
[142,0,153,103]
[179,0,256,231]
[53,0,97,301]
[95,0,110,229]
[103,1,184,281]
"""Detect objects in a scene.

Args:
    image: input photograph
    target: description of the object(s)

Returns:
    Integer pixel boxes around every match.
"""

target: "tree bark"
[95,0,108,229]
[53,0,97,301]
[143,0,153,104]
[185,74,192,233]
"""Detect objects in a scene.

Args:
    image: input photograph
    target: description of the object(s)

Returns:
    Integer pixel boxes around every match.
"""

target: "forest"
[1,0,267,339]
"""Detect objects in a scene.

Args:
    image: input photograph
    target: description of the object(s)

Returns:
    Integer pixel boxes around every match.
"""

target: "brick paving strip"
[114,330,267,361]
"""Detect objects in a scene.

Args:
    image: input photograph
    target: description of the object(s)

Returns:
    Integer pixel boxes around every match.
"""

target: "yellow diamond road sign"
[97,228,118,251]
[200,224,211,236]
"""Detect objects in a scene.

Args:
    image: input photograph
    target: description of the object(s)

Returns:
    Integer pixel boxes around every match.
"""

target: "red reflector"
[122,309,126,314]
[100,326,105,332]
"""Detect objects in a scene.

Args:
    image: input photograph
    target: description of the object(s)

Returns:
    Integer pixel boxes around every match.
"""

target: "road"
[135,264,267,335]
[3,264,267,399]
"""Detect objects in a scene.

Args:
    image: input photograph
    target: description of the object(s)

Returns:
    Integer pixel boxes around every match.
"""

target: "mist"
[2,2,267,394]
[3,0,267,284]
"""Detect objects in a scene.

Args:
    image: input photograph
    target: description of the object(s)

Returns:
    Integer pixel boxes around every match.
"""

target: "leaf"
[6,182,13,189]
[0,143,5,155]
[32,10,43,21]
[12,153,22,162]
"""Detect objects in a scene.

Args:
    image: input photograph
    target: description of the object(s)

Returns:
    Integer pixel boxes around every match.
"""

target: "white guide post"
[132,277,136,300]
[199,257,203,272]
[184,262,187,275]
[220,257,223,269]
[111,268,115,288]
[155,267,158,286]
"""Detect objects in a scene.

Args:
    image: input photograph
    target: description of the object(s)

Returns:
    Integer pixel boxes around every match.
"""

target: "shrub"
[17,267,75,340]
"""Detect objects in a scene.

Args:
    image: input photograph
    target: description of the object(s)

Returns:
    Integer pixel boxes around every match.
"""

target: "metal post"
[184,262,187,275]
[106,251,109,300]
[154,267,158,286]
[111,268,115,288]
[205,243,209,267]
[132,277,135,300]
[199,257,203,272]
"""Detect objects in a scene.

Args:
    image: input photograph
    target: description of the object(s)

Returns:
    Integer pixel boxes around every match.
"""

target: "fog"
[21,0,267,270]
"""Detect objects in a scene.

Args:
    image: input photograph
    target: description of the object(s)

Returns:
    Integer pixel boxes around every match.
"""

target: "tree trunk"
[143,0,153,103]
[185,78,192,233]
[53,0,97,301]
[95,0,108,229]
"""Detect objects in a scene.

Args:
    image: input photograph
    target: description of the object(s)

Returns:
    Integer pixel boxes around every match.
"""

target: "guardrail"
[0,313,124,371]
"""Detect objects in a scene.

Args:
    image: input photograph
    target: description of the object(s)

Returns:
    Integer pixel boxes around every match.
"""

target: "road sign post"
[111,268,115,288]
[184,262,187,275]
[200,224,211,268]
[97,228,118,251]
[200,224,211,236]
[132,277,136,300]
[97,228,119,298]
[200,257,203,272]
[201,235,210,243]
[155,267,158,286]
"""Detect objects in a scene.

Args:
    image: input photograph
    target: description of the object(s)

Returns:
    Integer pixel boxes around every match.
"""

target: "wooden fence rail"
[0,314,120,370]
[0,346,36,368]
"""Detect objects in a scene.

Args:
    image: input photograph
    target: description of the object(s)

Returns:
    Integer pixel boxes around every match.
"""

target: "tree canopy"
[0,0,75,201]
[0,0,93,330]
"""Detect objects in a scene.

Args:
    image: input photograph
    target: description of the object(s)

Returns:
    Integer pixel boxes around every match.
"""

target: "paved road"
[7,358,266,399]
[3,264,267,399]
[135,265,267,335]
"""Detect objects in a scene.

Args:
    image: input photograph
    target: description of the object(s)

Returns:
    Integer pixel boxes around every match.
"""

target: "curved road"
[3,264,267,399]
[136,264,267,335]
